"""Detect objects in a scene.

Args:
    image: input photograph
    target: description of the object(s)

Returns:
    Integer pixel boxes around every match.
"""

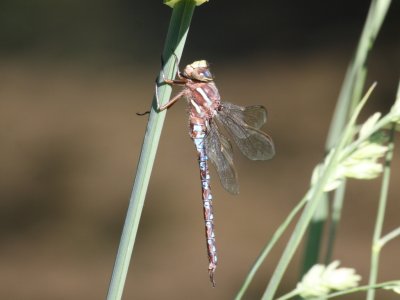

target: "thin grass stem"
[316,280,400,299]
[235,193,309,299]
[276,280,400,300]
[302,0,392,278]
[324,181,346,264]
[366,99,398,300]
[106,1,198,299]
[301,194,328,275]
[260,84,377,300]
[379,227,400,247]
[326,0,391,149]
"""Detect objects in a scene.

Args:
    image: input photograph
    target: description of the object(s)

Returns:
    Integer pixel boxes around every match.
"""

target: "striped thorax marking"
[196,87,213,105]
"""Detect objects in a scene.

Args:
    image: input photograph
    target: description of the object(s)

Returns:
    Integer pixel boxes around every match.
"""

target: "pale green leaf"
[359,112,381,139]
[351,143,388,160]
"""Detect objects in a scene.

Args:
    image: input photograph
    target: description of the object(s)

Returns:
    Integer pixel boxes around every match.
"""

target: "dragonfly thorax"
[186,81,221,122]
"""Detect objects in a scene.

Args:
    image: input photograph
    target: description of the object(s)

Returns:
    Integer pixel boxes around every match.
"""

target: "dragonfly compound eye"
[202,70,212,80]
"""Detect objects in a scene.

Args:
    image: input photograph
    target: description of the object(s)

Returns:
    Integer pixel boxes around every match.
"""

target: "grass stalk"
[276,280,400,300]
[366,81,399,300]
[106,1,198,299]
[301,0,392,277]
[301,194,328,275]
[315,280,400,299]
[379,227,400,246]
[261,85,377,300]
[324,182,346,264]
[326,0,391,149]
[235,194,309,299]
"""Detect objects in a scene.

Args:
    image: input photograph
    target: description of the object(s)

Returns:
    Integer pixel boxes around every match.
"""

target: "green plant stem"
[276,280,400,300]
[301,194,328,275]
[260,84,376,300]
[324,181,346,264]
[106,1,196,299]
[261,177,335,300]
[235,193,309,300]
[302,0,392,279]
[315,280,400,299]
[326,0,391,149]
[366,123,397,300]
[380,227,400,246]
[275,288,300,300]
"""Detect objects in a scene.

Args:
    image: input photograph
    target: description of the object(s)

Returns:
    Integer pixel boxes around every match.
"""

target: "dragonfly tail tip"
[209,269,216,287]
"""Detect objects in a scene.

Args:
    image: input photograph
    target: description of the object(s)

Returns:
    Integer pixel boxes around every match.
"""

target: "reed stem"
[106,1,198,299]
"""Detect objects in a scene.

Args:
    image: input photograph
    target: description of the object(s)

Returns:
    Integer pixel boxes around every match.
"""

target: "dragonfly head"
[182,60,214,82]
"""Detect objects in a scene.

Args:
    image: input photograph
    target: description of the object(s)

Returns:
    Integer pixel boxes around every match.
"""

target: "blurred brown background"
[0,1,399,299]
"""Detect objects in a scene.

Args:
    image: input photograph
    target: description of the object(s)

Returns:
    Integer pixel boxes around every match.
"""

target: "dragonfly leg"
[159,53,187,86]
[161,53,182,80]
[154,54,187,111]
[137,53,185,115]
[157,89,186,111]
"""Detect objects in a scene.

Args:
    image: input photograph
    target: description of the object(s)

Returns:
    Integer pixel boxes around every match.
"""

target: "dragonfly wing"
[205,122,239,195]
[220,102,267,129]
[217,102,275,161]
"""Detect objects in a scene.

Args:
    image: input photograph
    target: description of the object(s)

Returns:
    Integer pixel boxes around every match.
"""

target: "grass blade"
[301,0,392,278]
[106,1,198,299]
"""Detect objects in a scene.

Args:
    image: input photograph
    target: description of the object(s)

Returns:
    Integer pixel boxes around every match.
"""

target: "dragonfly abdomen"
[191,119,218,287]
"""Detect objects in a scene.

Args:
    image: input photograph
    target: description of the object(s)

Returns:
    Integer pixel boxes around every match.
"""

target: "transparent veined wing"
[221,102,268,129]
[216,102,275,161]
[205,121,239,195]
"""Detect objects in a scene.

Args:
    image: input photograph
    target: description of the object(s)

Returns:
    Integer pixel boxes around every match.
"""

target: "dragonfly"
[154,58,275,287]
